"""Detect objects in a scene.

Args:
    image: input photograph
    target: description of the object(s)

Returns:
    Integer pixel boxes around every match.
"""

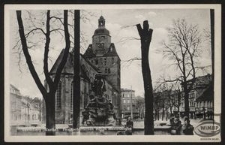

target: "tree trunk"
[45,93,56,135]
[184,85,190,118]
[73,10,81,129]
[210,9,214,121]
[137,21,154,135]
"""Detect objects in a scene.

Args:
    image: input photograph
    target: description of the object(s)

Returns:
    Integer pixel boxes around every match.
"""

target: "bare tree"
[153,83,172,121]
[136,96,145,119]
[136,20,154,135]
[16,10,70,135]
[160,18,202,118]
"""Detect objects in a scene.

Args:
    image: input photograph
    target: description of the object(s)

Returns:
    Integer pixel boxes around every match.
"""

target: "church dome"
[94,27,110,35]
[94,16,110,36]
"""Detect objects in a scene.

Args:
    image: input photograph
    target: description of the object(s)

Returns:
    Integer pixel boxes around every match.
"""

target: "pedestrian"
[169,114,175,126]
[125,116,133,135]
[170,116,182,135]
[182,116,194,135]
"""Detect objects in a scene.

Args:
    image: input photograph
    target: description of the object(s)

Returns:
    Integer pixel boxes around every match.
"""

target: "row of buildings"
[153,74,213,120]
[10,84,42,126]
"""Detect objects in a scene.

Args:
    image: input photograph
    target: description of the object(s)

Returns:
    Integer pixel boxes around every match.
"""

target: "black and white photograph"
[4,4,221,142]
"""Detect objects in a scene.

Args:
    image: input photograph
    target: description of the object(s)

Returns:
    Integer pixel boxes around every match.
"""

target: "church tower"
[84,16,121,92]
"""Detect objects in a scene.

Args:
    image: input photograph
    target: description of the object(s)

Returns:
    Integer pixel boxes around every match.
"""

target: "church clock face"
[97,43,104,49]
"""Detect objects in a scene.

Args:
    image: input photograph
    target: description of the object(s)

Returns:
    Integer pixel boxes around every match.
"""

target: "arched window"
[56,81,62,110]
[71,82,73,111]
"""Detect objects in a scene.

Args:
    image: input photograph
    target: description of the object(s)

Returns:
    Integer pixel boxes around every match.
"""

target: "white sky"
[9,9,212,98]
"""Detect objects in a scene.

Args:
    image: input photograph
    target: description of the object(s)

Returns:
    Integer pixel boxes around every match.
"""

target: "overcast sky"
[9,9,212,98]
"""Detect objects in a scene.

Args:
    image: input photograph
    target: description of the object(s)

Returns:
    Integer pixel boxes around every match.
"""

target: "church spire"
[98,16,105,28]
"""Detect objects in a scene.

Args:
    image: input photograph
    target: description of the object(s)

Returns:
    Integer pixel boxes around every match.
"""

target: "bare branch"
[53,10,71,90]
[16,10,47,97]
[43,10,54,87]
[25,27,46,37]
[50,28,64,33]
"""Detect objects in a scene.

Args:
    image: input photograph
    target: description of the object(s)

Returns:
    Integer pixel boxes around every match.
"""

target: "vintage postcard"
[4,4,221,142]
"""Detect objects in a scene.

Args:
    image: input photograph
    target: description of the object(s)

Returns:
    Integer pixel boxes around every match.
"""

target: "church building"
[42,16,121,124]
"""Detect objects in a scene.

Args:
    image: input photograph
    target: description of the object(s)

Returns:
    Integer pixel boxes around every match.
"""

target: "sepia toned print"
[4,4,221,142]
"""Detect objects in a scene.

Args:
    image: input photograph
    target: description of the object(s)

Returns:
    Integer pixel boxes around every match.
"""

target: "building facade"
[43,16,121,124]
[179,74,213,119]
[10,84,41,126]
[121,88,139,119]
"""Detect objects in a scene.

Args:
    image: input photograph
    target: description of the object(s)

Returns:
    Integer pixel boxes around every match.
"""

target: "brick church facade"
[42,16,121,124]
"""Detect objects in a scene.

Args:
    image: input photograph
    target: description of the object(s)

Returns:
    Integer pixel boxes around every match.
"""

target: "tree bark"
[45,93,56,135]
[73,10,80,129]
[184,85,190,118]
[210,9,214,121]
[137,21,154,135]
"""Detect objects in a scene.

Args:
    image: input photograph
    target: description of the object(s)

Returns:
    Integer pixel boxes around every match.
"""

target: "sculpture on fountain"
[82,74,116,126]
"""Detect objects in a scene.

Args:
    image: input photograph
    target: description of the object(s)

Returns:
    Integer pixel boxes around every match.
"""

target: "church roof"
[50,49,74,75]
[49,49,120,93]
[83,44,96,58]
[83,43,120,60]
[49,49,98,77]
[103,43,119,58]
[94,27,110,36]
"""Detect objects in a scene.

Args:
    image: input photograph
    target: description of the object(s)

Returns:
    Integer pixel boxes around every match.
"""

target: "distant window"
[105,68,108,73]
[108,68,110,73]
[95,59,98,65]
[56,81,62,110]
[112,57,114,64]
[104,58,107,65]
